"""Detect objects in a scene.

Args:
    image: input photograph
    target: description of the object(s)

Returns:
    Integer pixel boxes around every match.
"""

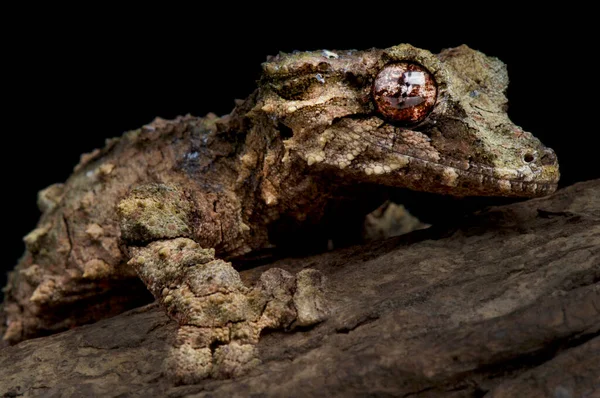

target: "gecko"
[1,44,559,383]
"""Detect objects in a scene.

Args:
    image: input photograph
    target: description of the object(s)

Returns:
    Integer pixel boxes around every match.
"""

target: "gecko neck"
[226,95,389,255]
[248,122,386,252]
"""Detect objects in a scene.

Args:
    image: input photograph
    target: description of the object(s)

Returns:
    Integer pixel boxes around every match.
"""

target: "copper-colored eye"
[372,62,437,124]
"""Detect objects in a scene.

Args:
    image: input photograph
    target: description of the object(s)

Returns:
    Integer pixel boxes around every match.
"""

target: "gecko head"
[255,44,559,198]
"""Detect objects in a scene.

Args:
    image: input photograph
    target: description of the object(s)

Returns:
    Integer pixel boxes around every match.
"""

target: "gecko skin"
[2,44,558,382]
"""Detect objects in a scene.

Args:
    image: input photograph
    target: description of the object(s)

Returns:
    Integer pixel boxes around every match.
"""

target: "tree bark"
[1,180,599,397]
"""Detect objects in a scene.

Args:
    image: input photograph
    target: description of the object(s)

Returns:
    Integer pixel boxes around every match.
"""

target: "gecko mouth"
[346,134,559,197]
[350,124,560,197]
[369,152,559,197]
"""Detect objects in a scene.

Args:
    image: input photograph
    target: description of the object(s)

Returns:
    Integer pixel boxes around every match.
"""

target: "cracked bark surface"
[1,179,599,397]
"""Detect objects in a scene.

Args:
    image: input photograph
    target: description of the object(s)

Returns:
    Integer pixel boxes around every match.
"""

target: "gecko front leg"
[117,184,328,384]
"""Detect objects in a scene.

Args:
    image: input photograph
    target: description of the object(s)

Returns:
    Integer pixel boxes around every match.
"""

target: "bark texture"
[1,180,598,397]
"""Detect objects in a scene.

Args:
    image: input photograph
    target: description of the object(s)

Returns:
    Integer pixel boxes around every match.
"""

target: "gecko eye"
[372,62,437,125]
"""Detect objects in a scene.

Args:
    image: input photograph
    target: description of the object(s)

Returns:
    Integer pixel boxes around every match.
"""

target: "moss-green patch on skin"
[117,184,193,243]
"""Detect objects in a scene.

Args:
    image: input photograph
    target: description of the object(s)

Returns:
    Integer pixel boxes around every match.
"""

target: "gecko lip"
[351,129,558,197]
[385,152,559,197]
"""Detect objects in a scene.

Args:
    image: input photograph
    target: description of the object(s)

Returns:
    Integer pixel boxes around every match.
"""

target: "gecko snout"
[539,148,558,167]
[521,146,560,189]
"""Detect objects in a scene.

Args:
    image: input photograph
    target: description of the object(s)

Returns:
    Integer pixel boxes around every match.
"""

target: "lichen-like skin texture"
[2,44,559,383]
[124,234,326,383]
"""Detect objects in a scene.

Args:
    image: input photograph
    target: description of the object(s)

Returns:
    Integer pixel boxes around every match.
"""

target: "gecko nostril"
[523,153,535,163]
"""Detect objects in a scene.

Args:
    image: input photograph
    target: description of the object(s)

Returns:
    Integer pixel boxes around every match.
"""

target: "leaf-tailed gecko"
[1,44,559,383]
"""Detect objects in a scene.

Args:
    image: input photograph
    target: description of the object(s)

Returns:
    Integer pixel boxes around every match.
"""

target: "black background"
[2,8,596,290]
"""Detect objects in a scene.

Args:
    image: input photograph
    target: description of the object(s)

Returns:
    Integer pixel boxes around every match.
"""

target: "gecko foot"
[127,238,329,384]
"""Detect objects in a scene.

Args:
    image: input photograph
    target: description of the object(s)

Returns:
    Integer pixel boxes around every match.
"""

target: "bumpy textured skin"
[124,235,326,383]
[1,44,559,382]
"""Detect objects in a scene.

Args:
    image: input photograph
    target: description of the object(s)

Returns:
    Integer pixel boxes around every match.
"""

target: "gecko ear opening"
[278,122,294,139]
